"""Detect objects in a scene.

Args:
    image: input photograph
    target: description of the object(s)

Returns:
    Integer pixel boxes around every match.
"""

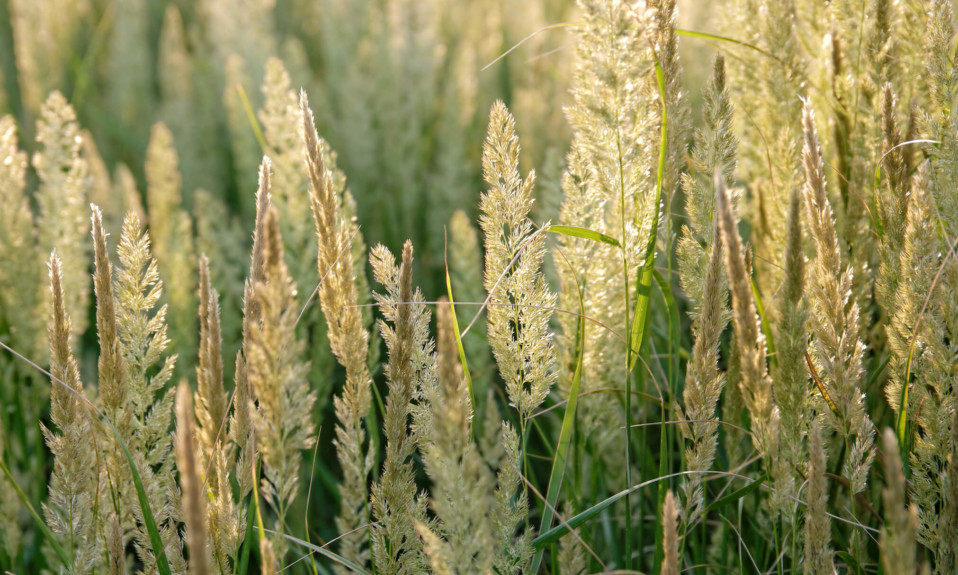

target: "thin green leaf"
[532,471,694,549]
[0,456,72,569]
[235,494,256,575]
[444,264,476,439]
[235,83,268,153]
[273,530,373,574]
[628,56,667,370]
[675,29,774,60]
[835,551,864,575]
[704,473,768,515]
[529,276,586,574]
[115,426,173,575]
[548,225,622,248]
[750,277,777,368]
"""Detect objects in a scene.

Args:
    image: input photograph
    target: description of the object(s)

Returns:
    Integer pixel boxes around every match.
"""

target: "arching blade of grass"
[704,472,768,515]
[532,470,760,549]
[114,423,173,575]
[528,275,586,574]
[548,225,622,248]
[628,53,668,372]
[272,530,372,574]
[0,456,72,569]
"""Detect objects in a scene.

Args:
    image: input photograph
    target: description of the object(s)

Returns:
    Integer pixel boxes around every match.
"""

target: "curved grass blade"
[628,57,667,370]
[272,530,372,574]
[528,275,586,574]
[114,425,173,575]
[533,471,710,549]
[703,472,768,515]
[444,259,475,439]
[548,225,622,248]
[0,456,72,569]
[236,493,256,575]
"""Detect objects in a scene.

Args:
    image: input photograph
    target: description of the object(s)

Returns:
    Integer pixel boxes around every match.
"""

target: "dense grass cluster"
[3,0,958,573]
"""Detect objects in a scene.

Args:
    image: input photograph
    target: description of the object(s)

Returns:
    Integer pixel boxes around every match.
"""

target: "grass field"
[0,0,956,573]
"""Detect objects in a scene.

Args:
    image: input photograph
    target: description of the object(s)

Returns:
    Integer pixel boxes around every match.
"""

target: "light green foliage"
[8,0,88,113]
[108,0,152,135]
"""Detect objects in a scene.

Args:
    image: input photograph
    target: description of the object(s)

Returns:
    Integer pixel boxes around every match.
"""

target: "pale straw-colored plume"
[0,115,42,363]
[771,189,808,519]
[801,100,874,495]
[492,422,532,574]
[302,90,376,571]
[411,296,497,572]
[195,255,240,572]
[175,381,211,575]
[678,53,736,324]
[803,419,833,574]
[247,172,315,563]
[42,251,100,574]
[480,100,556,423]
[114,211,186,572]
[369,240,429,574]
[92,206,125,423]
[662,490,680,575]
[145,122,197,366]
[717,174,779,460]
[680,213,726,527]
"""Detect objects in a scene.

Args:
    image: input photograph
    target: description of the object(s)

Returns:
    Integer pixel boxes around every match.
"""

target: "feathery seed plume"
[175,381,211,575]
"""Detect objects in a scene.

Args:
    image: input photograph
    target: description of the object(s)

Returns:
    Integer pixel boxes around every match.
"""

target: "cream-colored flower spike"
[801,100,874,495]
[480,100,557,423]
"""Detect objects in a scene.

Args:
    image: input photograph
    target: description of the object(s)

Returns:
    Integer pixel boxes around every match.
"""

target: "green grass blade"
[0,456,72,569]
[528,281,586,574]
[749,277,777,368]
[444,265,476,439]
[276,531,373,574]
[113,426,173,575]
[236,83,269,153]
[235,495,256,575]
[675,29,773,60]
[532,471,691,549]
[548,225,622,248]
[704,472,768,515]
[628,57,667,370]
